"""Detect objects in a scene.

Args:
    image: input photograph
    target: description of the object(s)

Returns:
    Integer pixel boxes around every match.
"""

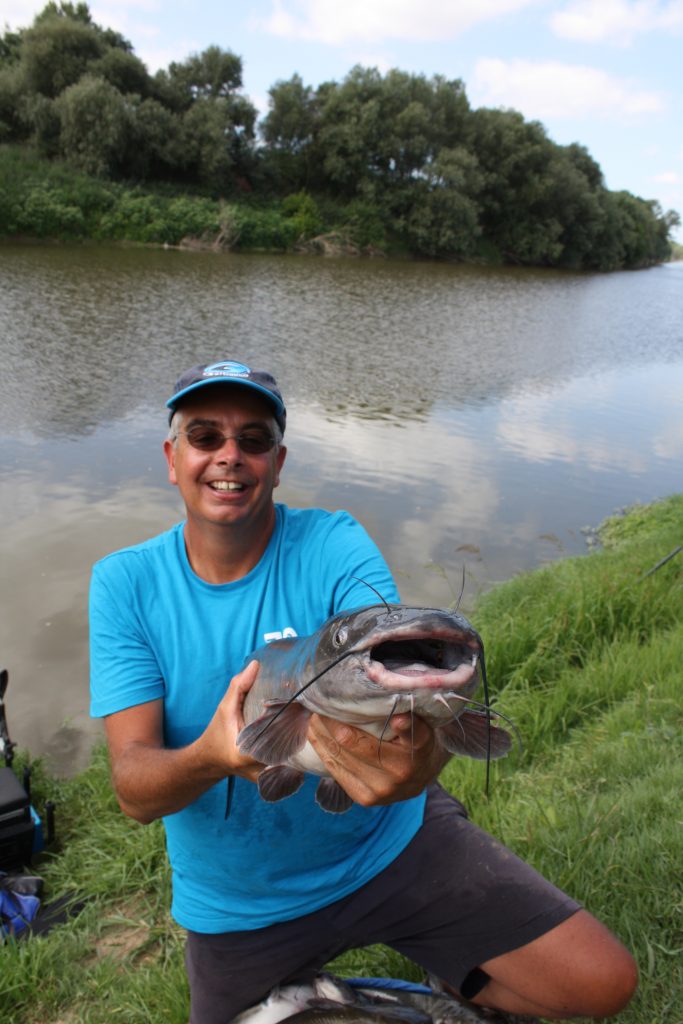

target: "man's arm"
[104,661,263,824]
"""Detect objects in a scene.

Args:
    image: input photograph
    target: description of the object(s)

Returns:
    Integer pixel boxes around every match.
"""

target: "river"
[1,243,681,773]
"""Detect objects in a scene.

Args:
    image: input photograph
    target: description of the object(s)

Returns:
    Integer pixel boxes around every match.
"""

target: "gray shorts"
[185,785,580,1024]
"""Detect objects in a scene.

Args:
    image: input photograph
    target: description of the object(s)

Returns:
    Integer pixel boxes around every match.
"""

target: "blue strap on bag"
[0,887,41,938]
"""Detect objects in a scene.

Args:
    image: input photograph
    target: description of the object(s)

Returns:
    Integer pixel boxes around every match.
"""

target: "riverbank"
[0,145,677,268]
[2,495,681,1022]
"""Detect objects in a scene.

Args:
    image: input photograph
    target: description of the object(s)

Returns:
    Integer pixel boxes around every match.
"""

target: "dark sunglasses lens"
[185,428,274,454]
[238,433,275,454]
[186,428,225,451]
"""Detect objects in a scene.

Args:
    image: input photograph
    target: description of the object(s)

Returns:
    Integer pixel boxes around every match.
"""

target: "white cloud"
[495,395,649,475]
[2,0,169,70]
[551,0,683,46]
[653,415,683,458]
[471,58,664,119]
[2,0,42,26]
[260,0,538,44]
[2,0,160,29]
[653,171,682,183]
[349,52,393,74]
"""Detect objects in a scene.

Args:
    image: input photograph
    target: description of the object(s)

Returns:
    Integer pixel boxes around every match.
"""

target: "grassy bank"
[2,496,681,1022]
[0,145,386,254]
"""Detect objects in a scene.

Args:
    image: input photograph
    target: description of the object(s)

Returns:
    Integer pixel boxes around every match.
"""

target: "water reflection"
[0,244,681,771]
[3,246,682,442]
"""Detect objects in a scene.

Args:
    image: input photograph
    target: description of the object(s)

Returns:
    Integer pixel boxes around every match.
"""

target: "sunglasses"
[180,426,276,455]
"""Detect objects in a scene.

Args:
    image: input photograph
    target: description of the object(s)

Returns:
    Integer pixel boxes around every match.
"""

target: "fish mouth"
[365,634,480,692]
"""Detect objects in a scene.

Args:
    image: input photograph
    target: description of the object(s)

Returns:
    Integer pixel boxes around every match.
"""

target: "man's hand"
[307,712,449,806]
[201,659,264,783]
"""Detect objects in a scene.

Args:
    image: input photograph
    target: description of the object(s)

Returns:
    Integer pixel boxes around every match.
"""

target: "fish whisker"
[434,690,520,738]
[454,564,466,613]
[378,696,401,766]
[480,652,492,795]
[248,648,358,744]
[350,576,392,613]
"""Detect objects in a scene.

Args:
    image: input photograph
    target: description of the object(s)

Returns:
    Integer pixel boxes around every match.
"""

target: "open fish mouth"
[364,634,480,692]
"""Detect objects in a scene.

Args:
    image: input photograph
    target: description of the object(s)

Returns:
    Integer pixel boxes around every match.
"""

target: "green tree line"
[1,2,679,268]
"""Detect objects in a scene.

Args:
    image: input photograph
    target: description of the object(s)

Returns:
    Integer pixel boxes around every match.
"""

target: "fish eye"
[333,626,348,648]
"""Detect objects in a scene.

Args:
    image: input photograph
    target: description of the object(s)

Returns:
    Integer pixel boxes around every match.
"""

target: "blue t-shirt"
[90,505,426,932]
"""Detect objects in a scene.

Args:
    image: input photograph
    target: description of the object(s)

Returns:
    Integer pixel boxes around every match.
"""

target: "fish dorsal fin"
[257,765,305,803]
[237,701,310,764]
[315,778,354,814]
[439,710,512,760]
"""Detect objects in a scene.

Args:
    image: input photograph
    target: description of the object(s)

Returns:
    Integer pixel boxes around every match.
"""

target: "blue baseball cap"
[166,360,286,434]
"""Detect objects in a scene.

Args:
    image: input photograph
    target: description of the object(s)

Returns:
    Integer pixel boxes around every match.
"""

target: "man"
[90,359,637,1024]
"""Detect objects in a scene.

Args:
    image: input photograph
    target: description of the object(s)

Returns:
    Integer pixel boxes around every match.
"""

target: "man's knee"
[579,942,638,1018]
[560,911,638,1017]
[479,910,638,1019]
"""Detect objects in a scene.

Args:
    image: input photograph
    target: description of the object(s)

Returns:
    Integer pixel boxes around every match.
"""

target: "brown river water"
[1,243,681,773]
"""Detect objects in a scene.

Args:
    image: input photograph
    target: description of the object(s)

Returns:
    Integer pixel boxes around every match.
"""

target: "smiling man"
[89,359,637,1024]
[164,388,288,581]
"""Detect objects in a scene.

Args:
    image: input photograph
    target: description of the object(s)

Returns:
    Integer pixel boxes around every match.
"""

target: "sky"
[3,0,682,236]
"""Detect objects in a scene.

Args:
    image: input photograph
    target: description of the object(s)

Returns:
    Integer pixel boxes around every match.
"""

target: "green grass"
[2,495,681,1022]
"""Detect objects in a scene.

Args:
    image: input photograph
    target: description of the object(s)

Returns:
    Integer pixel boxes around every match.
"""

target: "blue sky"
[4,0,682,236]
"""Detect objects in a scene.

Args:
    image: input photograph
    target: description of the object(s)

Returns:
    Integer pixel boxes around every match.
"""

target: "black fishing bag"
[0,766,34,870]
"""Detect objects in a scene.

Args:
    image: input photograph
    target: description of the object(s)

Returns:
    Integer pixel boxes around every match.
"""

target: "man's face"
[163,388,287,531]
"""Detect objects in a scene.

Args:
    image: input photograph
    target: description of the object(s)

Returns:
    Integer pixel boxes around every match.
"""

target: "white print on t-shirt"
[263,627,298,643]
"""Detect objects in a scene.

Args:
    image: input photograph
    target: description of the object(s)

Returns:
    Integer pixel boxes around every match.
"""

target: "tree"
[260,74,319,191]
[311,67,469,201]
[465,108,568,264]
[88,48,150,97]
[613,194,680,267]
[180,95,256,191]
[0,26,23,65]
[21,14,104,97]
[21,93,61,156]
[56,74,131,176]
[127,97,186,180]
[33,2,133,52]
[401,147,482,258]
[0,64,27,141]
[156,46,245,111]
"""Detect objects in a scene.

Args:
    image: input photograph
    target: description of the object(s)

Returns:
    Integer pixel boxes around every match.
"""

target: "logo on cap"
[204,361,251,379]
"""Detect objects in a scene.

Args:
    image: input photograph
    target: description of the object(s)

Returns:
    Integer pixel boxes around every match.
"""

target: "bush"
[0,186,19,233]
[230,204,298,250]
[95,191,162,240]
[335,198,387,250]
[16,184,85,236]
[163,196,220,243]
[281,190,323,239]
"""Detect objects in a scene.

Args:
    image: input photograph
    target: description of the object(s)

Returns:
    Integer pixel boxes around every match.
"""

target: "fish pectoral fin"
[315,778,354,814]
[238,701,311,764]
[439,710,512,760]
[257,765,305,803]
